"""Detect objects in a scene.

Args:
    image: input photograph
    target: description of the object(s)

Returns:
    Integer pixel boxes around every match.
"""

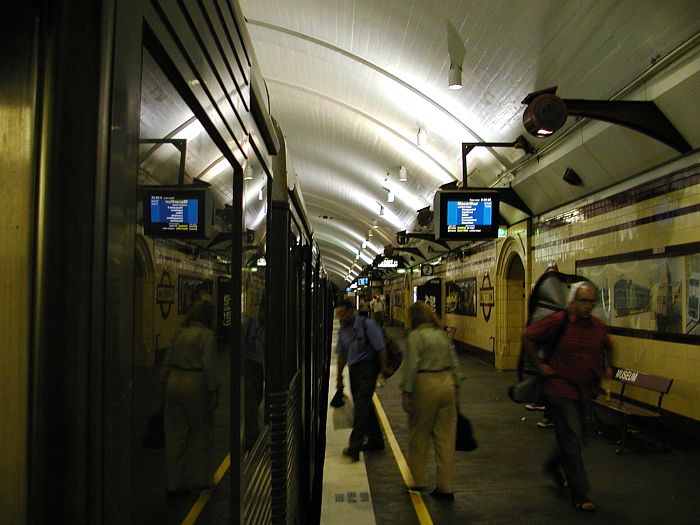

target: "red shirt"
[525,309,611,400]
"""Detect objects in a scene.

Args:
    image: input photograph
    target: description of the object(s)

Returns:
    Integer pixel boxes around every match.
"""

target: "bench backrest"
[613,367,673,394]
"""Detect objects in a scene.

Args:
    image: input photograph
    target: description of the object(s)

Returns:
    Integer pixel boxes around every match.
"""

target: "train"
[5,2,336,523]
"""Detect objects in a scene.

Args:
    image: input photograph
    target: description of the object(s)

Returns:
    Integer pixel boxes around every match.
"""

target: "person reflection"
[243,300,266,452]
[161,302,219,497]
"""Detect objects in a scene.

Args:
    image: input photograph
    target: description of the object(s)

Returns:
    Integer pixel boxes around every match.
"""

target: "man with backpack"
[523,282,613,513]
[334,299,393,461]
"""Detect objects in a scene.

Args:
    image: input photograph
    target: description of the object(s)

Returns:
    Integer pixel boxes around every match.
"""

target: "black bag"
[142,405,165,449]
[508,271,587,404]
[360,317,403,375]
[455,409,477,451]
[330,388,345,408]
[507,374,543,404]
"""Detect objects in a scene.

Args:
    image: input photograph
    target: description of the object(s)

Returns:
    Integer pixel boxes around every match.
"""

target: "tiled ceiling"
[236,0,700,287]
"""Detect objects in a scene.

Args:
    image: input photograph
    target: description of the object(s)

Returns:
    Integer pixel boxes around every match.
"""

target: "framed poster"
[178,275,213,314]
[576,242,700,342]
[446,278,477,316]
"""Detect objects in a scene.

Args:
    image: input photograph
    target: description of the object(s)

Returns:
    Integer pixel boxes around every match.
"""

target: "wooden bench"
[592,367,673,454]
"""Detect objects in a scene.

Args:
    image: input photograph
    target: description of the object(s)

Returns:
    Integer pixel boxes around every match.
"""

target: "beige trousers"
[165,370,213,490]
[408,371,457,492]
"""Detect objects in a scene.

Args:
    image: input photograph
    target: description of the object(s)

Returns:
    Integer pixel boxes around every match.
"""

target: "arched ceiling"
[140,2,700,289]
[237,0,700,288]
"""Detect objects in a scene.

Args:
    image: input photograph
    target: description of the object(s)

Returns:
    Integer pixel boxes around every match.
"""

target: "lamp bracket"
[461,136,535,186]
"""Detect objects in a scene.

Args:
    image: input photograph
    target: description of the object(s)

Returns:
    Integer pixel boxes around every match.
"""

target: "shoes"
[536,418,554,428]
[525,403,546,411]
[342,447,360,462]
[573,500,596,512]
[362,441,385,451]
[430,489,454,501]
[166,488,190,498]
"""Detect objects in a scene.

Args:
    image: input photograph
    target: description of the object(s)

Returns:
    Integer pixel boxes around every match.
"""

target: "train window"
[133,48,235,521]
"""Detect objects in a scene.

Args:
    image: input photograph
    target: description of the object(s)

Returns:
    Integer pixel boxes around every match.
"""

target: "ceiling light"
[448,63,462,90]
[399,166,407,182]
[258,187,264,201]
[387,189,394,203]
[379,205,384,217]
[417,128,427,148]
[372,220,379,229]
[368,229,373,237]
[244,165,254,180]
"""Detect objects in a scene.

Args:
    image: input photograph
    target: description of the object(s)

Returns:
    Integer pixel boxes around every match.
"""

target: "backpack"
[508,271,587,403]
[360,317,403,374]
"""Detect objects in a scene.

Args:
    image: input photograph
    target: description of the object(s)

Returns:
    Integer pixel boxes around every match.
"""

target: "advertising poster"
[445,278,478,316]
[178,275,213,314]
[417,277,442,318]
[578,256,686,335]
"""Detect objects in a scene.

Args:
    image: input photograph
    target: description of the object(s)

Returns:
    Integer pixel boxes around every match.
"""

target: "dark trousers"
[348,358,383,453]
[545,394,590,501]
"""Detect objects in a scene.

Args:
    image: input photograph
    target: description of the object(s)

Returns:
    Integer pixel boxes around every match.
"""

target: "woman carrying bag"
[401,301,463,500]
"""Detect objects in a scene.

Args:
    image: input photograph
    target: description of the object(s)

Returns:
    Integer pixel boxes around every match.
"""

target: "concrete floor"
[361,324,700,525]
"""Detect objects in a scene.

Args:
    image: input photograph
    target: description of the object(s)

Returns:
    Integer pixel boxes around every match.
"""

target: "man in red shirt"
[523,282,613,512]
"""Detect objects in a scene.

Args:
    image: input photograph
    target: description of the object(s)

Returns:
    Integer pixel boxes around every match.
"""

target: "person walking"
[370,294,386,326]
[161,302,219,496]
[401,301,463,501]
[335,298,392,461]
[523,282,613,512]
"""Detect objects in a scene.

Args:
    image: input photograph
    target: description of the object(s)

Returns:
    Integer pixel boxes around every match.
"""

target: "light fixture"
[379,205,384,217]
[417,128,427,148]
[368,229,373,237]
[522,91,567,137]
[521,86,691,153]
[362,238,368,248]
[448,62,462,90]
[258,187,264,201]
[387,189,394,203]
[399,166,407,182]
[244,165,254,180]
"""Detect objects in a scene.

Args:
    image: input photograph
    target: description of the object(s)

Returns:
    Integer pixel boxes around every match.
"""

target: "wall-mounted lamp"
[417,128,427,148]
[244,165,254,180]
[372,219,379,229]
[562,167,583,186]
[368,228,373,237]
[521,86,691,153]
[448,63,463,90]
[379,205,385,217]
[399,165,407,182]
[362,238,368,248]
[258,187,264,201]
[387,189,395,203]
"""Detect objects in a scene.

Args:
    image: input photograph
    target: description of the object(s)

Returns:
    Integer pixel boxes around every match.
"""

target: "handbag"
[455,408,477,452]
[507,373,543,404]
[142,405,165,449]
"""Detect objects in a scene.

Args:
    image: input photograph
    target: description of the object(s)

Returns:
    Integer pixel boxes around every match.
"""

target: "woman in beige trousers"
[401,301,463,500]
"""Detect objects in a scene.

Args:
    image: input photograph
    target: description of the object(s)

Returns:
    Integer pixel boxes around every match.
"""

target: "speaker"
[563,168,582,186]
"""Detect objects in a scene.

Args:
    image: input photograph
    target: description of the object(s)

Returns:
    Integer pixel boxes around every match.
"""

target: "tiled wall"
[530,160,700,421]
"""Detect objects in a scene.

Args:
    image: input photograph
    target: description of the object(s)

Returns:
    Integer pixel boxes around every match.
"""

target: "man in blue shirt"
[335,298,391,461]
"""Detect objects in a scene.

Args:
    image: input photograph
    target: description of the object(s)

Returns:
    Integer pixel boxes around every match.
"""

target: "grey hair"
[567,281,596,305]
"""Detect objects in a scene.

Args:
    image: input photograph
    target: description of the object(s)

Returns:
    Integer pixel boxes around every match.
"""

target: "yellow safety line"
[180,453,231,525]
[373,393,434,525]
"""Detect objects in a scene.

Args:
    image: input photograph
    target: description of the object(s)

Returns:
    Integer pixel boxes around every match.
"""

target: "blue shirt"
[335,316,385,365]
